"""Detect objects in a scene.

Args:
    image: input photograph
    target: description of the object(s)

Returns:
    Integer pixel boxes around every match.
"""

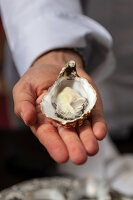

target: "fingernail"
[20,112,28,126]
[20,112,23,119]
[23,118,28,126]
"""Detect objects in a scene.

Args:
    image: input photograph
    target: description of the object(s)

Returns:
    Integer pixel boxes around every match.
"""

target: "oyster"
[41,60,97,128]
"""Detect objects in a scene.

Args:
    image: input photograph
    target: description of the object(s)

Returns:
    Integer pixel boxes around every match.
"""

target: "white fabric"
[0,0,112,76]
[58,136,118,180]
[107,155,133,196]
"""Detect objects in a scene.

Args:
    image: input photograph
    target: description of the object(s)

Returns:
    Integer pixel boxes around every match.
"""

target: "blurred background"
[0,0,133,191]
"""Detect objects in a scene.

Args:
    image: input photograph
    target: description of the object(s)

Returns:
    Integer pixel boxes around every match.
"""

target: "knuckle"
[37,124,53,138]
[42,124,54,133]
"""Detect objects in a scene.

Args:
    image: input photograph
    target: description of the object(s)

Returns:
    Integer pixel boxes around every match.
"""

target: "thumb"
[13,81,37,126]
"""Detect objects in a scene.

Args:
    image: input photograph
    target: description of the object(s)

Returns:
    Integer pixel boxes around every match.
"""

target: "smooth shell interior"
[41,76,96,125]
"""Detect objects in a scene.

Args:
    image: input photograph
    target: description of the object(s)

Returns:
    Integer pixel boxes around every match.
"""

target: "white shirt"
[0,0,113,76]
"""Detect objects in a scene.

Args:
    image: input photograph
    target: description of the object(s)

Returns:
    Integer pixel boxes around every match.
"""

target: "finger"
[33,123,69,163]
[91,108,107,141]
[78,120,99,156]
[76,71,107,140]
[19,101,37,125]
[36,90,47,105]
[58,126,87,165]
[13,82,37,126]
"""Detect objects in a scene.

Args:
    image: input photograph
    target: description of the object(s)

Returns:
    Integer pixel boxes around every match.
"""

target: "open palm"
[13,63,107,164]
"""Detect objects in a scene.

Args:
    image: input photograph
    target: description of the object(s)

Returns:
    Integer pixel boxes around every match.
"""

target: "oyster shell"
[41,60,97,128]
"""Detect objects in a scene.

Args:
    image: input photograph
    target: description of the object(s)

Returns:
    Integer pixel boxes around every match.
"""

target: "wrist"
[32,49,84,70]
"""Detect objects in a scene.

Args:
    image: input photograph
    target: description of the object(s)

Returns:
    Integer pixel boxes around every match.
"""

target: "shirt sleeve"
[0,0,112,76]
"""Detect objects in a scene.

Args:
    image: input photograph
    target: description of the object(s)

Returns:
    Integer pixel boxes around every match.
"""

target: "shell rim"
[40,76,97,128]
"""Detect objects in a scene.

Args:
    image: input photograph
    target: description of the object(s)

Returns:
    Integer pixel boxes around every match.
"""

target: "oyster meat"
[41,60,97,128]
[55,86,88,120]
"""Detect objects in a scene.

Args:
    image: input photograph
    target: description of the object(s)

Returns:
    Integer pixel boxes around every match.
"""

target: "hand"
[13,49,107,165]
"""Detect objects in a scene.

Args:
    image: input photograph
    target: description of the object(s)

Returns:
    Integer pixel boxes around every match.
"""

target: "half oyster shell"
[41,60,97,128]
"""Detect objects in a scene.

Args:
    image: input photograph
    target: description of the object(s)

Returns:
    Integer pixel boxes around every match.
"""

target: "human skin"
[13,49,107,165]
